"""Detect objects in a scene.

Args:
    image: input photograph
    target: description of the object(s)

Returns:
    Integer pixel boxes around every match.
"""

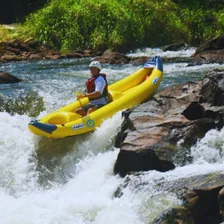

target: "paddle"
[74,92,86,107]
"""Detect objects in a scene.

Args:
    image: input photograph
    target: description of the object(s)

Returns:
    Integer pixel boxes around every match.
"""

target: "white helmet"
[89,61,102,70]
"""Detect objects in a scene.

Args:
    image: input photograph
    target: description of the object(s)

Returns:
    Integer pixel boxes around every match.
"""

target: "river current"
[1,48,224,223]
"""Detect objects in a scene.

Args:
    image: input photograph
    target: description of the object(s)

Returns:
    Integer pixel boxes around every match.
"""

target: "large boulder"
[162,42,189,51]
[191,50,224,65]
[155,172,224,224]
[190,35,224,65]
[131,56,149,65]
[194,35,224,55]
[115,171,224,223]
[114,70,224,177]
[0,71,22,84]
[114,148,175,177]
[94,50,131,64]
[199,69,224,106]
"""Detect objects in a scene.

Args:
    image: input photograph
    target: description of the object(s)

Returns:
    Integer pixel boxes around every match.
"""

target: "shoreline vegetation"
[0,0,223,54]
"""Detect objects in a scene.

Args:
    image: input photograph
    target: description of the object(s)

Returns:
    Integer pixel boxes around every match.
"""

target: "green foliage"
[0,24,27,42]
[23,0,224,52]
[179,6,222,45]
[0,91,45,117]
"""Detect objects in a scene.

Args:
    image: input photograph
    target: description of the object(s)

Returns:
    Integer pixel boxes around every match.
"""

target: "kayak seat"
[48,112,82,124]
[108,90,123,103]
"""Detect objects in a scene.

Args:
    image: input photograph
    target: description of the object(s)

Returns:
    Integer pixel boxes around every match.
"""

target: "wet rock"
[199,69,224,106]
[1,54,22,62]
[115,171,224,224]
[114,69,224,176]
[190,35,224,65]
[131,56,149,65]
[182,102,205,120]
[4,46,21,55]
[0,71,22,84]
[69,53,83,58]
[161,172,224,224]
[71,49,97,57]
[154,173,224,224]
[24,38,40,49]
[7,39,30,52]
[83,49,96,57]
[191,50,224,65]
[114,149,175,177]
[29,53,43,60]
[218,187,224,221]
[94,50,131,64]
[154,207,195,224]
[162,42,189,51]
[194,35,224,55]
[45,54,62,60]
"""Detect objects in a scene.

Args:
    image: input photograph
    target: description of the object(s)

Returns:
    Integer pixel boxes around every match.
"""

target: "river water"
[1,48,224,223]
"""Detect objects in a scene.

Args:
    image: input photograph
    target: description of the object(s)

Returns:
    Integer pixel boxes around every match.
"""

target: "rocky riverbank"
[113,68,224,223]
[0,39,99,63]
[0,35,223,66]
[0,39,186,64]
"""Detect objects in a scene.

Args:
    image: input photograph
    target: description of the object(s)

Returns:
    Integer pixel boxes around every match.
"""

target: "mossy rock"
[154,207,194,224]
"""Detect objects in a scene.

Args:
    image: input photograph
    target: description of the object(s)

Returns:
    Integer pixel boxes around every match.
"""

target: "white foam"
[1,110,224,223]
[127,47,196,58]
[191,127,224,164]
[0,150,123,224]
[164,62,224,76]
[0,112,38,195]
[52,112,123,183]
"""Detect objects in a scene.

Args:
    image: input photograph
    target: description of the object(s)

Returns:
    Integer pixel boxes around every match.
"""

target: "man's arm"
[85,91,101,98]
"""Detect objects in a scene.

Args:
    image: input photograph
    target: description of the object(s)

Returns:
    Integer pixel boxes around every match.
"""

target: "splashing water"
[191,127,224,164]
[127,47,196,58]
[0,112,37,195]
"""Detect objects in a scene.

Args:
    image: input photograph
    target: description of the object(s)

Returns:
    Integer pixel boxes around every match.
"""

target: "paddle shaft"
[78,98,84,110]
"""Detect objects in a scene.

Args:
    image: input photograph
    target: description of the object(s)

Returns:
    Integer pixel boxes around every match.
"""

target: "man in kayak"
[76,61,109,116]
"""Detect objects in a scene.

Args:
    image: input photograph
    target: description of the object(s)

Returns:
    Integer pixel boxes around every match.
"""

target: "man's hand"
[77,95,85,99]
[75,92,85,99]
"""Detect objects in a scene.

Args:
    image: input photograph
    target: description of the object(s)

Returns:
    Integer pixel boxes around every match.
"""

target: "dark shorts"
[83,104,106,112]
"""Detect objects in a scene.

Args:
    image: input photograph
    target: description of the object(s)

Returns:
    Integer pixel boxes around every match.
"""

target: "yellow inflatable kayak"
[29,56,163,138]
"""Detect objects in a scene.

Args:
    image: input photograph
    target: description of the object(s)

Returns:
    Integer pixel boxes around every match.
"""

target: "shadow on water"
[33,133,93,188]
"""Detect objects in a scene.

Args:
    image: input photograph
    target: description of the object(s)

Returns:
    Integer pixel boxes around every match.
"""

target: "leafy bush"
[0,24,26,42]
[23,0,224,52]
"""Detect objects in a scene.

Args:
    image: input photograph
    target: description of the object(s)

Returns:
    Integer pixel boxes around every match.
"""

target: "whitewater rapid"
[1,49,224,223]
[1,112,224,224]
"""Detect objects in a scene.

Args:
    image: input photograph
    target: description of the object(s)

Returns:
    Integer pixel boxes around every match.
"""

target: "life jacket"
[86,73,108,101]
